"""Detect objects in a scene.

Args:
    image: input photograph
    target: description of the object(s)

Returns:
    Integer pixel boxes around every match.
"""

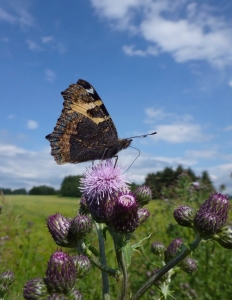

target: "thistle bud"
[151,242,166,256]
[23,278,48,299]
[70,214,92,238]
[173,205,194,228]
[137,207,150,226]
[134,186,152,206]
[47,214,76,248]
[47,294,67,300]
[180,258,197,274]
[72,255,91,278]
[164,238,183,263]
[44,251,77,294]
[110,192,139,233]
[68,289,83,299]
[78,196,90,215]
[213,225,232,249]
[0,270,14,295]
[193,193,229,237]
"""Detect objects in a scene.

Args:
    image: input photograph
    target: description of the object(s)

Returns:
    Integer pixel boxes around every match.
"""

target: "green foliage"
[29,185,56,195]
[0,188,27,195]
[60,175,82,197]
[144,165,215,199]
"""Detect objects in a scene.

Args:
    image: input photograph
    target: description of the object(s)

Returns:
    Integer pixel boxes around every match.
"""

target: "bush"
[29,185,56,195]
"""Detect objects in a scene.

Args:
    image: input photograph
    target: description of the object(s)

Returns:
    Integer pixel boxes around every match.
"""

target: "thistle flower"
[68,289,83,299]
[47,214,76,248]
[47,294,67,300]
[72,255,91,278]
[137,207,150,226]
[193,193,229,237]
[23,278,48,299]
[213,225,232,249]
[80,159,129,204]
[180,258,197,274]
[151,241,166,256]
[164,238,183,263]
[70,214,92,238]
[110,192,139,233]
[134,186,152,206]
[173,205,195,228]
[0,270,14,296]
[44,251,77,294]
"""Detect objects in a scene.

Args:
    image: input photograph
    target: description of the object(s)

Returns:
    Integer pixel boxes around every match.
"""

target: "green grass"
[1,195,232,299]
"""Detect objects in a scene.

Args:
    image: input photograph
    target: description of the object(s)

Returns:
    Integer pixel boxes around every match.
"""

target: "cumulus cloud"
[223,125,232,131]
[0,142,231,194]
[228,80,232,87]
[26,39,42,51]
[27,120,38,130]
[45,69,56,82]
[90,0,232,67]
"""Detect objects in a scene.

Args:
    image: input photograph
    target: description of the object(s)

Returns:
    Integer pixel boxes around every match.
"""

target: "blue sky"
[1,0,232,194]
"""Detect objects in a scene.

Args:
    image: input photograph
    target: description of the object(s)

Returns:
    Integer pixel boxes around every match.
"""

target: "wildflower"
[151,242,166,256]
[70,214,92,239]
[0,270,14,296]
[44,251,77,294]
[164,238,183,263]
[180,258,197,274]
[193,193,229,237]
[137,207,150,226]
[213,225,232,249]
[47,214,76,248]
[72,255,91,278]
[134,186,152,206]
[80,159,129,204]
[173,205,195,228]
[110,192,139,233]
[23,278,48,299]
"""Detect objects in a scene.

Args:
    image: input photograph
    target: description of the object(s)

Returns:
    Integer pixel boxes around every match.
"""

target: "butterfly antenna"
[127,131,157,139]
[126,146,140,171]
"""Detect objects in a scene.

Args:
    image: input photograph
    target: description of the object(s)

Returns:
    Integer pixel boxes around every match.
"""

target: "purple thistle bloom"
[193,192,229,237]
[110,192,139,233]
[44,251,77,294]
[80,159,129,204]
[164,238,183,263]
[23,278,48,299]
[70,214,92,238]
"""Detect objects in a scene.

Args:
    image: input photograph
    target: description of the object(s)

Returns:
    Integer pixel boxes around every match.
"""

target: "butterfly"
[46,79,156,164]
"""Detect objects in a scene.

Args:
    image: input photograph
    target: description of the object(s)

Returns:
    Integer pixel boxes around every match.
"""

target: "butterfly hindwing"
[46,79,132,164]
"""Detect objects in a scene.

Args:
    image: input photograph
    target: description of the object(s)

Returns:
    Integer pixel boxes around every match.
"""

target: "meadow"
[1,194,232,299]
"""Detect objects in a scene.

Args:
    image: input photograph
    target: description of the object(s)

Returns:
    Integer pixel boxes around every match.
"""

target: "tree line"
[1,165,216,199]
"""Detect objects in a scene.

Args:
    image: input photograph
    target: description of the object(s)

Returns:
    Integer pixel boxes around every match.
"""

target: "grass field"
[1,194,232,299]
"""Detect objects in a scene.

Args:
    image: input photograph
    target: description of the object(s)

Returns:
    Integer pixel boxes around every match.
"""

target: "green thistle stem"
[95,222,111,300]
[131,235,202,300]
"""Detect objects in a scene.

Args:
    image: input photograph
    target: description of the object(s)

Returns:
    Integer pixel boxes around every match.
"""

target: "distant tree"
[29,185,56,195]
[219,184,226,193]
[130,182,140,192]
[12,188,27,195]
[60,175,82,197]
[0,188,12,195]
[201,171,214,192]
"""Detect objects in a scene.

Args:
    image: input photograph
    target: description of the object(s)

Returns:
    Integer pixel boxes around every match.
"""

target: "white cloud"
[223,125,232,131]
[27,120,38,130]
[1,142,231,194]
[7,114,15,119]
[228,80,232,87]
[26,39,42,51]
[154,123,212,143]
[90,0,232,67]
[122,45,158,56]
[41,36,54,43]
[45,69,56,82]
[0,1,34,27]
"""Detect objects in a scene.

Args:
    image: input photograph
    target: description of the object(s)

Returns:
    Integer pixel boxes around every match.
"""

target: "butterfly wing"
[46,79,121,164]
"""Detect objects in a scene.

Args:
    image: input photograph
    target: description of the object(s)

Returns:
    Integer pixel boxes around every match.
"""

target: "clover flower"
[80,159,129,204]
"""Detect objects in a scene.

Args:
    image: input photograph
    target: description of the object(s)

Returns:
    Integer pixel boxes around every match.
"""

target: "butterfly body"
[46,79,132,164]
